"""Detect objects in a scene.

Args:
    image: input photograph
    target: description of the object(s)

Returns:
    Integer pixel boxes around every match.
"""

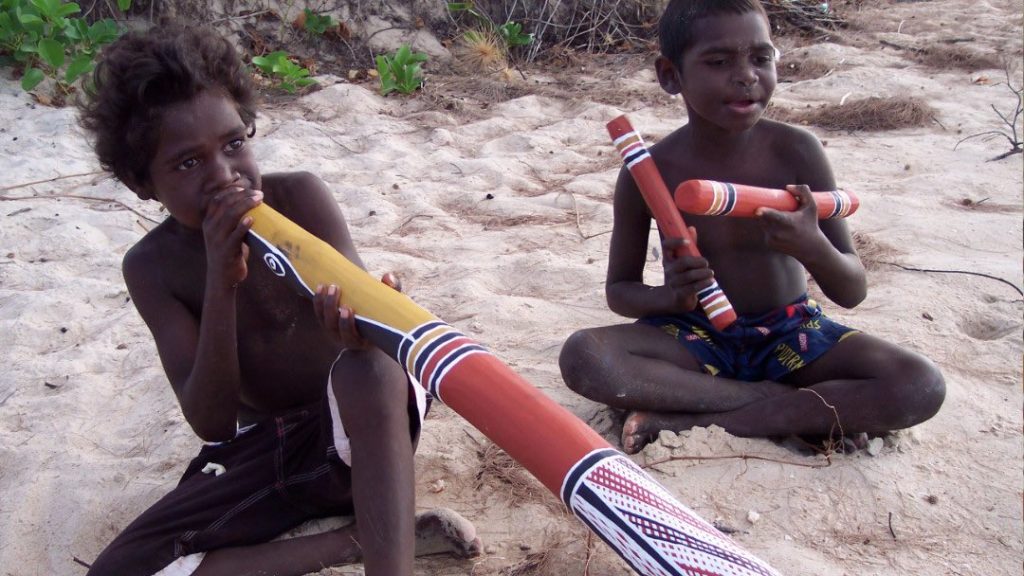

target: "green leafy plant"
[447,1,533,53]
[0,0,128,100]
[251,50,317,94]
[496,21,532,48]
[374,44,427,96]
[301,8,335,37]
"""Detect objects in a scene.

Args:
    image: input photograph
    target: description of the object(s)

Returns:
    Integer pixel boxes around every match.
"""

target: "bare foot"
[621,411,659,455]
[414,508,482,559]
[621,411,708,454]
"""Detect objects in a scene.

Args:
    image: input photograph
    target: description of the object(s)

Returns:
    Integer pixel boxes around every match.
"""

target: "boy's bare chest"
[171,250,339,405]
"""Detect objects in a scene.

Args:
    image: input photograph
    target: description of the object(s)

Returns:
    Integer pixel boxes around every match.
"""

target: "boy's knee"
[558,330,603,393]
[332,348,408,408]
[888,352,945,427]
[910,355,945,418]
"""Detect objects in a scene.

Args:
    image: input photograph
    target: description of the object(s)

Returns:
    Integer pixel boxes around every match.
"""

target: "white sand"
[0,0,1021,574]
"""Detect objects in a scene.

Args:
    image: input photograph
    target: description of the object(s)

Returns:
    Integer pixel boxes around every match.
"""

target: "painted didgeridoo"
[244,203,782,576]
[676,180,860,219]
[607,116,738,331]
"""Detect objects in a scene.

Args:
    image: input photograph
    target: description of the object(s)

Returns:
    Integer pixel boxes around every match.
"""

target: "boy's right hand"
[202,187,263,290]
[661,230,714,314]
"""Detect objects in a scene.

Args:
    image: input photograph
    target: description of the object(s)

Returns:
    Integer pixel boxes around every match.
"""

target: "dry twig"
[954,63,1023,161]
[882,262,1023,297]
[642,452,831,470]
[0,193,161,225]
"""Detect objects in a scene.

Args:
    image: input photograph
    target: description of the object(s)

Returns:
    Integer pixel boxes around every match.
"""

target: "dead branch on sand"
[955,63,1023,161]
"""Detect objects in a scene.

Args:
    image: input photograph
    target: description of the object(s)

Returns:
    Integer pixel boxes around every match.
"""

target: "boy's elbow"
[183,408,237,442]
[834,286,867,309]
[605,282,633,316]
[191,422,237,443]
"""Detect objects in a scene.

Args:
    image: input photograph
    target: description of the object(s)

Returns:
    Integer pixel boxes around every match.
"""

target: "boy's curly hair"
[659,0,769,67]
[78,22,258,200]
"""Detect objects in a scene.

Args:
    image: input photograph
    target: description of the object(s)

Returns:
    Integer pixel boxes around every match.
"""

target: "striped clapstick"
[607,116,737,331]
[245,203,782,576]
[676,180,860,219]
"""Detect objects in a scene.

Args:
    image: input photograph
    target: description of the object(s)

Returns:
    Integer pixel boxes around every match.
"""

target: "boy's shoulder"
[757,118,823,148]
[260,170,327,213]
[123,218,175,269]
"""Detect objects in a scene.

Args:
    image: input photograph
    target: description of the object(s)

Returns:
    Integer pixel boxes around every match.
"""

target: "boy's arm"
[758,129,866,308]
[123,244,243,442]
[606,167,711,318]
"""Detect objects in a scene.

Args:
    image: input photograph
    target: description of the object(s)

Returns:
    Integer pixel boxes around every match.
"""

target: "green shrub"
[301,8,335,37]
[447,1,533,53]
[375,44,427,96]
[251,50,317,94]
[0,0,129,100]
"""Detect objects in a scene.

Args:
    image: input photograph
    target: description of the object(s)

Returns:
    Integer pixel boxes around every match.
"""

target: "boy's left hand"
[754,185,829,261]
[312,274,403,349]
[314,284,366,350]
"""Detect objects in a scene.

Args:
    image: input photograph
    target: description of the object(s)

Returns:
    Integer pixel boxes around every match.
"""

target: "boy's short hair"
[658,0,769,66]
[78,22,258,200]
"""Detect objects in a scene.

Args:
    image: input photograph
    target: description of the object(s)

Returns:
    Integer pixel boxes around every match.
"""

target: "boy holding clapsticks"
[560,0,945,454]
[78,23,479,576]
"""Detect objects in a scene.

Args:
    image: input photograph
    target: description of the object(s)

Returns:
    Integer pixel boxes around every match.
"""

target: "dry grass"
[768,96,936,131]
[461,0,847,62]
[763,0,847,38]
[499,532,589,575]
[877,39,1004,72]
[777,56,836,82]
[501,548,555,576]
[454,30,509,74]
[913,43,1002,72]
[474,441,547,506]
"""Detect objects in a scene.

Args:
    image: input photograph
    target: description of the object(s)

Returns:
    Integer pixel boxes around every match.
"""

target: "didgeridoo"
[607,116,738,331]
[676,180,860,219]
[244,203,782,576]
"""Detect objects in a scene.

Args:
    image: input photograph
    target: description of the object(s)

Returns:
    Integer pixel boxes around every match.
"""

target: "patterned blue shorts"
[640,294,859,382]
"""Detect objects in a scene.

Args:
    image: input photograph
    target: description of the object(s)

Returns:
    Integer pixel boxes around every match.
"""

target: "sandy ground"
[0,1,1021,574]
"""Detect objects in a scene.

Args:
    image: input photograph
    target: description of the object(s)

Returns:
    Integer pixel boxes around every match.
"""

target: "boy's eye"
[706,58,728,67]
[226,138,245,152]
[177,157,199,170]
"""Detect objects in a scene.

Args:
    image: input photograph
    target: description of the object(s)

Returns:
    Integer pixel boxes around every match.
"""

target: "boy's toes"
[621,412,654,455]
[414,508,482,559]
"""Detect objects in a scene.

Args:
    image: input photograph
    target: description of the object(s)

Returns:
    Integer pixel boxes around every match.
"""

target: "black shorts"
[87,376,427,576]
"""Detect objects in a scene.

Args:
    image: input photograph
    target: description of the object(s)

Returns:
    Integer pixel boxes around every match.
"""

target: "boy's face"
[657,10,777,134]
[140,90,261,229]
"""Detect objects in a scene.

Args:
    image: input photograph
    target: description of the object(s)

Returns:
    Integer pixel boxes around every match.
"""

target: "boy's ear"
[655,56,683,95]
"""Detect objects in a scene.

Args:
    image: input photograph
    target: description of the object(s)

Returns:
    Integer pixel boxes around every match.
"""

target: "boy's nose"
[734,64,758,86]
[209,156,241,189]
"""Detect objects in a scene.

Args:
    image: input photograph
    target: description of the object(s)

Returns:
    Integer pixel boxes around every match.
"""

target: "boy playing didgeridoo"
[78,23,479,576]
[560,0,945,455]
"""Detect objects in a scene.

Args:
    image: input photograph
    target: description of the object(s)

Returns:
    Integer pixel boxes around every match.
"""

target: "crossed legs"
[559,323,945,454]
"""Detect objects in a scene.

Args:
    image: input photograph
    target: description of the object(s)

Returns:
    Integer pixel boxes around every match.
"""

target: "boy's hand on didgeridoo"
[661,228,715,314]
[755,185,829,261]
[202,187,263,290]
[380,271,403,293]
[313,274,401,349]
[314,284,369,350]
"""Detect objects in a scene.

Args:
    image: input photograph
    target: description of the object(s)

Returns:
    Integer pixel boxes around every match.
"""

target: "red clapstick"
[607,117,737,331]
[675,179,859,219]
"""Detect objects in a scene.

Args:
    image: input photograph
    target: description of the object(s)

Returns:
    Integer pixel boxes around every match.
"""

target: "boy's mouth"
[726,99,760,113]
